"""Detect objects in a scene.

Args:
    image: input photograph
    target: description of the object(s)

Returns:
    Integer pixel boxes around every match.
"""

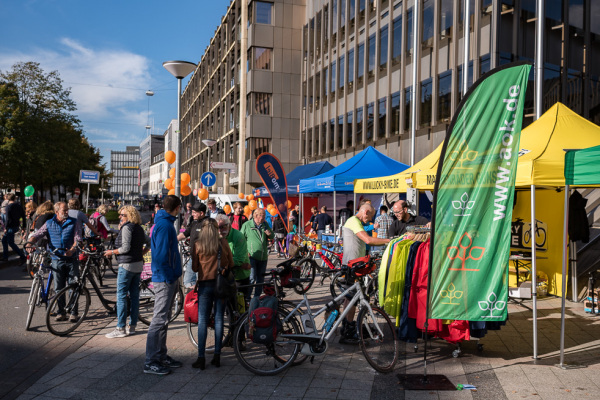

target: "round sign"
[74,188,81,195]
[193,189,198,196]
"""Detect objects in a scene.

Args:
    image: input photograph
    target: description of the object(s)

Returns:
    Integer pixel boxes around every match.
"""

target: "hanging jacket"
[240,219,274,261]
[569,190,589,243]
[397,241,422,343]
[150,209,182,283]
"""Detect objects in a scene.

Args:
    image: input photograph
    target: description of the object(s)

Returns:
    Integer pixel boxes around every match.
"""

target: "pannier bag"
[279,264,301,288]
[184,290,199,324]
[248,295,280,344]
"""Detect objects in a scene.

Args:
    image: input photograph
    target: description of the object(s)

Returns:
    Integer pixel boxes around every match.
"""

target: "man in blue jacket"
[144,195,182,375]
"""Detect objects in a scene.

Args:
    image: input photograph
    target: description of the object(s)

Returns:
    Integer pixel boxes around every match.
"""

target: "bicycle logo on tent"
[452,192,475,217]
[446,232,486,271]
[440,283,463,305]
[478,291,506,318]
[448,140,478,169]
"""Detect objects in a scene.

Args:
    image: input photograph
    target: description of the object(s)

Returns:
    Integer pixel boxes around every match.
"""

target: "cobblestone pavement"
[12,255,600,400]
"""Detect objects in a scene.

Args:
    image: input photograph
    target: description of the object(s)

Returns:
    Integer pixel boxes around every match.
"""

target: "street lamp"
[202,138,217,170]
[162,60,197,201]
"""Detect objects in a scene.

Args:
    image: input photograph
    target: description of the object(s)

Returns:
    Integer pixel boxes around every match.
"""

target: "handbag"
[215,247,237,299]
[184,287,199,324]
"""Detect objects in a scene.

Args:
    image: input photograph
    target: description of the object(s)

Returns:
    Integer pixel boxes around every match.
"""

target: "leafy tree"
[0,62,108,202]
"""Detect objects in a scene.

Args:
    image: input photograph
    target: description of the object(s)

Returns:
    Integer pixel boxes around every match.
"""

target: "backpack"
[247,295,280,344]
[89,212,108,238]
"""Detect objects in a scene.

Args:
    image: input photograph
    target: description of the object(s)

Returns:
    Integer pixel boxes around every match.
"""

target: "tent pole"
[558,185,570,369]
[353,192,356,214]
[300,193,303,230]
[571,241,577,301]
[531,184,539,359]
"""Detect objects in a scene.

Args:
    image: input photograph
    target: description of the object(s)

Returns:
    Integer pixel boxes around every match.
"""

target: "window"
[420,78,432,126]
[332,0,338,33]
[254,138,270,158]
[392,16,402,65]
[359,0,366,14]
[338,115,344,150]
[255,1,273,25]
[331,61,336,94]
[458,61,474,100]
[480,54,491,75]
[330,119,335,151]
[348,49,354,86]
[404,86,411,131]
[368,34,376,76]
[339,55,345,89]
[254,47,271,70]
[391,91,400,134]
[349,0,355,21]
[366,102,374,141]
[406,7,413,58]
[438,71,452,121]
[356,107,363,143]
[380,26,388,69]
[378,97,386,137]
[422,0,434,46]
[357,43,365,83]
[340,0,346,29]
[346,111,353,147]
[324,67,329,96]
[307,129,313,156]
[440,0,453,38]
[254,93,271,115]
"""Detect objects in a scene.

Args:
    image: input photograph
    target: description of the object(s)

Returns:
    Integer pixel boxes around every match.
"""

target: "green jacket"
[240,219,274,261]
[226,227,251,280]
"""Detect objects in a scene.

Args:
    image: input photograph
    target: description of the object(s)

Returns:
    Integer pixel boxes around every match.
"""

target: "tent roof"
[300,146,409,193]
[354,143,442,193]
[564,145,600,186]
[515,103,600,187]
[255,161,335,196]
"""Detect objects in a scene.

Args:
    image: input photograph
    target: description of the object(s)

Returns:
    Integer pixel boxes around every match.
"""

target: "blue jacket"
[150,209,182,283]
[46,216,77,259]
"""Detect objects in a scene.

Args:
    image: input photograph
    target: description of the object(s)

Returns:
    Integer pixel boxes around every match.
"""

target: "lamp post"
[162,60,197,201]
[202,139,217,190]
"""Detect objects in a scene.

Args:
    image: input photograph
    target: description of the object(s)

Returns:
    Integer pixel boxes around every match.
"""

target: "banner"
[256,153,289,231]
[430,63,531,321]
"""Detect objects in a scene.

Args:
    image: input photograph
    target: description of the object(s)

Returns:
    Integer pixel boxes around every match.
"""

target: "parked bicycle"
[24,244,56,330]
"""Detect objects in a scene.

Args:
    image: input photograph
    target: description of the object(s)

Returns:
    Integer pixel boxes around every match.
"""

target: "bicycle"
[24,244,56,330]
[329,254,382,305]
[78,237,107,286]
[103,233,118,274]
[137,275,184,325]
[45,240,117,336]
[232,260,399,375]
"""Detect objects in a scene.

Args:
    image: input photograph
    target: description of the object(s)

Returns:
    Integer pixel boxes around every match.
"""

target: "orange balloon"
[165,150,176,164]
[181,173,191,185]
[198,188,209,200]
[223,204,232,214]
[244,205,251,215]
[247,194,254,201]
[286,200,292,209]
[238,192,245,199]
[169,168,176,179]
[248,200,257,210]
[164,178,174,190]
[181,185,192,196]
[168,188,175,195]
[269,207,278,216]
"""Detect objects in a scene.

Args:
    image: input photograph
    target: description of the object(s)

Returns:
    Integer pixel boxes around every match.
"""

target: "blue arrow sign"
[201,172,217,187]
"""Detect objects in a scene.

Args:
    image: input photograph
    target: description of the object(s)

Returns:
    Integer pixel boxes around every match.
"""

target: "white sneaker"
[126,325,136,335]
[105,327,127,338]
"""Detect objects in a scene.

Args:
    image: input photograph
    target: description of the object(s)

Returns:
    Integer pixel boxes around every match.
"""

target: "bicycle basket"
[288,239,299,258]
[348,256,376,277]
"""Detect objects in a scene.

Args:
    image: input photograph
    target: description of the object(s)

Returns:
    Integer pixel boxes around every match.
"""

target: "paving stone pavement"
[12,256,600,400]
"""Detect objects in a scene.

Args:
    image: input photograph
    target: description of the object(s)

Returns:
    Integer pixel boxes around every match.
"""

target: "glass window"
[420,78,432,126]
[254,47,271,70]
[438,71,452,122]
[307,129,312,156]
[324,67,329,95]
[340,0,346,28]
[458,61,474,100]
[333,0,338,33]
[380,26,388,69]
[357,43,365,82]
[480,54,491,75]
[254,93,271,115]
[391,91,400,135]
[359,0,366,14]
[346,111,353,147]
[330,119,335,151]
[338,115,344,149]
[331,61,336,94]
[368,33,376,75]
[350,0,355,20]
[356,107,363,143]
[422,0,434,45]
[392,16,402,65]
[366,102,374,141]
[348,49,354,85]
[404,86,412,131]
[406,7,413,56]
[440,0,453,37]
[378,97,386,137]
[255,1,273,25]
[339,55,345,89]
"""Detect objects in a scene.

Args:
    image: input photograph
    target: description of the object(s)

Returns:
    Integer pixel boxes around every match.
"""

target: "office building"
[109,146,140,201]
[139,134,165,196]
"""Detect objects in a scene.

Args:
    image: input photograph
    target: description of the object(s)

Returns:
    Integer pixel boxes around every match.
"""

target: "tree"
[0,62,107,202]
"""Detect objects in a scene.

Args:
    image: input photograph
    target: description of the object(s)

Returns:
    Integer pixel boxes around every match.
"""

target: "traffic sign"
[74,188,81,196]
[79,170,100,184]
[201,172,216,187]
[210,161,236,170]
[193,189,198,196]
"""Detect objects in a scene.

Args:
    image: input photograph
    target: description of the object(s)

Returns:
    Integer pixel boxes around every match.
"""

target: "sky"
[0,0,234,166]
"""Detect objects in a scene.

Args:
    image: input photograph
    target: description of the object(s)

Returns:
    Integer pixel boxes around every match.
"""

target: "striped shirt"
[375,212,393,239]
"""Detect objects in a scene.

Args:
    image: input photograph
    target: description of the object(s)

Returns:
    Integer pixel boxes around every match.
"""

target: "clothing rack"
[406,225,430,233]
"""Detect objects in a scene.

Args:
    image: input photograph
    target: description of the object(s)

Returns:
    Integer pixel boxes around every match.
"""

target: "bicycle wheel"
[46,285,91,336]
[26,279,40,330]
[91,261,103,287]
[329,271,348,299]
[138,284,184,325]
[232,308,302,376]
[187,305,234,352]
[357,306,398,373]
[293,258,316,295]
[14,230,23,245]
[26,252,41,279]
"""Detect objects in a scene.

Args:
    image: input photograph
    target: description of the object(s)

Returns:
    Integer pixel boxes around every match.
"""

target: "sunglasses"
[119,214,127,217]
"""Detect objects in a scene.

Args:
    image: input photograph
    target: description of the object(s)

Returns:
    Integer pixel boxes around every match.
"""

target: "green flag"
[430,63,531,321]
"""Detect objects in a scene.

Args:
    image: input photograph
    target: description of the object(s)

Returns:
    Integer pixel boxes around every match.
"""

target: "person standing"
[229,202,248,230]
[206,199,224,219]
[388,200,430,237]
[216,214,251,302]
[104,206,151,338]
[177,202,208,289]
[372,205,393,252]
[314,206,333,241]
[1,194,9,225]
[144,195,183,375]
[305,206,318,233]
[68,198,99,238]
[2,193,27,263]
[181,202,193,230]
[240,208,273,298]
[89,204,118,239]
[191,218,234,370]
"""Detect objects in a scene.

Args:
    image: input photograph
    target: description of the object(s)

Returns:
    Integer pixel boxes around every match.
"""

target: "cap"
[192,203,207,213]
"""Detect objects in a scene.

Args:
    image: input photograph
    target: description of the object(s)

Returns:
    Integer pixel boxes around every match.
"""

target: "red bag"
[184,290,199,324]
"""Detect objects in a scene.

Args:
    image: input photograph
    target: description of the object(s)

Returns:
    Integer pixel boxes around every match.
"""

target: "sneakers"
[143,362,171,375]
[161,356,183,368]
[55,313,68,322]
[105,327,127,338]
[339,319,360,345]
[69,314,79,323]
[126,325,136,335]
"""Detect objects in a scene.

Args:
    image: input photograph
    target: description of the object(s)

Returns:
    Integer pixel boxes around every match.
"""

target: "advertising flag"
[256,153,289,230]
[430,63,531,321]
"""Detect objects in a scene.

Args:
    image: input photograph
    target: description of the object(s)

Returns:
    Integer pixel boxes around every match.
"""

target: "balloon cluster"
[163,151,193,196]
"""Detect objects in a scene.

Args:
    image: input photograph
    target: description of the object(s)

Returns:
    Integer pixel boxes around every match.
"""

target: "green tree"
[0,61,107,202]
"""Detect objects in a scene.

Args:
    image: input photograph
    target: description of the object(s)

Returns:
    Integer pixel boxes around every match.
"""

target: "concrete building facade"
[139,134,165,197]
[109,146,140,201]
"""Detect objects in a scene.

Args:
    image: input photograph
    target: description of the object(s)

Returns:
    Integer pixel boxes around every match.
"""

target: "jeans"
[52,258,79,315]
[183,257,196,288]
[145,281,178,364]
[249,258,268,298]
[317,229,325,241]
[2,227,25,260]
[196,280,225,357]
[116,267,141,329]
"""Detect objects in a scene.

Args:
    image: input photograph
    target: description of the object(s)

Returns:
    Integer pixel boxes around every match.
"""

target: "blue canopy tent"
[299,146,410,232]
[255,161,335,196]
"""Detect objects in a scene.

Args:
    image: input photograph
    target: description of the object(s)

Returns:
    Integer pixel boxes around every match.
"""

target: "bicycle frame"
[79,253,116,311]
